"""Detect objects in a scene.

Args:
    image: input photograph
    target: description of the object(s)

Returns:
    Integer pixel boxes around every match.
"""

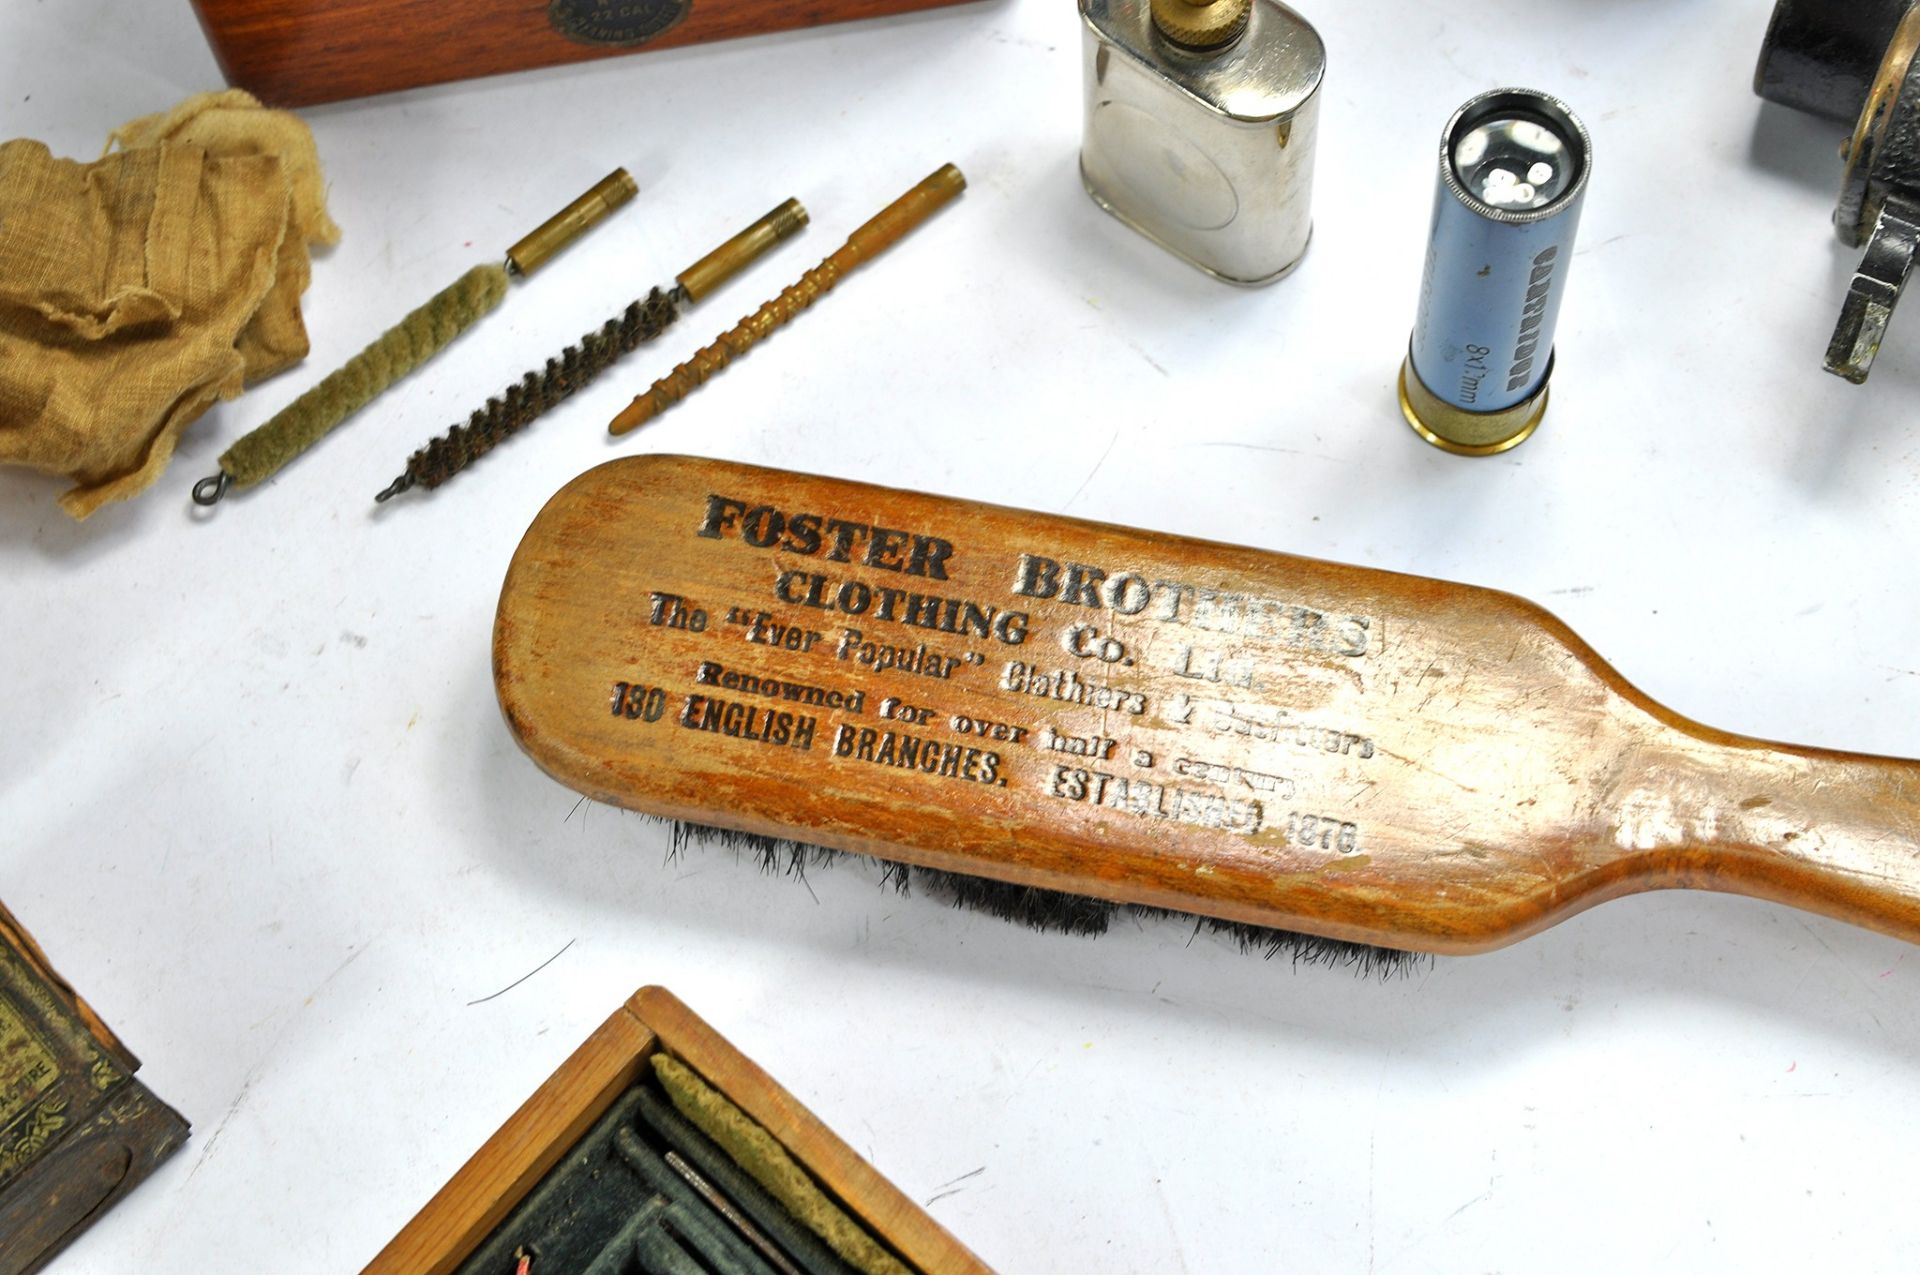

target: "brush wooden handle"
[493,455,1920,954]
[609,166,963,436]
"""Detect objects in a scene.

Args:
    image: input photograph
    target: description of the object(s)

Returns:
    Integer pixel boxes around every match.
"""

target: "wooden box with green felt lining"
[363,986,991,1275]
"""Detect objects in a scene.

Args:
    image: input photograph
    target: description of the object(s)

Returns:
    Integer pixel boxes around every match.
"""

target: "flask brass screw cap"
[1151,0,1250,49]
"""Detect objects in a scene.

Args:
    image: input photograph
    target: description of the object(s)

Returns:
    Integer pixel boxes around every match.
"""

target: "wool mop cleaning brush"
[192,169,636,507]
[373,198,808,504]
[493,455,1920,965]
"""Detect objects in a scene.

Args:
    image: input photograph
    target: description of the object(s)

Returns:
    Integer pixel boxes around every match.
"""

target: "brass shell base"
[1398,355,1549,456]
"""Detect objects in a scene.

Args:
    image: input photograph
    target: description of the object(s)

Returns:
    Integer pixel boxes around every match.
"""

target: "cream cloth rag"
[0,90,339,518]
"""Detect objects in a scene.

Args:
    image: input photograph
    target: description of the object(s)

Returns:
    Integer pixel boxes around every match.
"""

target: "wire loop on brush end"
[191,471,232,506]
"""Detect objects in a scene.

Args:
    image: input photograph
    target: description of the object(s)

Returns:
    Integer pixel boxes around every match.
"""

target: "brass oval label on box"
[549,0,692,47]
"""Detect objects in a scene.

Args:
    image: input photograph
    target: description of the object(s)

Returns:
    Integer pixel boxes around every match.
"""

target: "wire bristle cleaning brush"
[493,456,1920,968]
[374,199,808,504]
[608,164,964,439]
[192,170,637,507]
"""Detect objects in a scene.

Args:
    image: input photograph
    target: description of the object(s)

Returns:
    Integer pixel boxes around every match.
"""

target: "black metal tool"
[1755,0,1920,382]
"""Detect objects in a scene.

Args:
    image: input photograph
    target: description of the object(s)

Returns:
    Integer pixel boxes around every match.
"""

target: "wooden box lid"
[190,0,982,107]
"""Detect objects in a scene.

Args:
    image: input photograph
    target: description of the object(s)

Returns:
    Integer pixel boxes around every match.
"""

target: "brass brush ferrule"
[676,198,811,303]
[506,168,640,276]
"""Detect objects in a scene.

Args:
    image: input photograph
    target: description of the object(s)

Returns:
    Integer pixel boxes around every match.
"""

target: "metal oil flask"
[1079,0,1324,284]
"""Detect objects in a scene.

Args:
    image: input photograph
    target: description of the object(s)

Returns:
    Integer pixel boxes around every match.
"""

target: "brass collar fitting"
[1399,353,1550,457]
[1151,0,1251,50]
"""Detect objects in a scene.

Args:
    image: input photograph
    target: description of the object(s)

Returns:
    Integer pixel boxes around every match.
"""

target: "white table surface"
[5,1,1919,1271]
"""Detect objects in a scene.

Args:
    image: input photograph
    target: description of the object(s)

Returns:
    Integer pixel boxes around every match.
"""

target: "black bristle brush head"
[666,821,1429,978]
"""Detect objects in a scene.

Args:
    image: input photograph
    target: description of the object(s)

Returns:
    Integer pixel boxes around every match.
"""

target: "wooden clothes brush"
[374,198,809,503]
[192,169,636,507]
[492,455,1920,963]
